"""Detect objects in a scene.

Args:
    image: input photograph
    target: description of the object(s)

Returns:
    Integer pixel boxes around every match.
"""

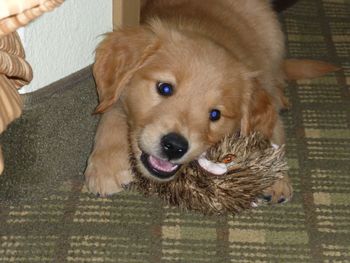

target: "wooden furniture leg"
[113,0,141,29]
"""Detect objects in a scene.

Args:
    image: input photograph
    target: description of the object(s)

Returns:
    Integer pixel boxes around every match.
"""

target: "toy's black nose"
[161,133,189,160]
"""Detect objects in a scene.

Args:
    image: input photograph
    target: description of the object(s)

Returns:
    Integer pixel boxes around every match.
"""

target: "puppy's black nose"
[161,133,189,160]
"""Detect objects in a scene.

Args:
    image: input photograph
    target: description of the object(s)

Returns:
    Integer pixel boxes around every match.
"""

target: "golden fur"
[85,0,337,201]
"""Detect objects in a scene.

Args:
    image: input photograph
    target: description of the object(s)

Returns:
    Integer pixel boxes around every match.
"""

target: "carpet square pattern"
[0,0,349,262]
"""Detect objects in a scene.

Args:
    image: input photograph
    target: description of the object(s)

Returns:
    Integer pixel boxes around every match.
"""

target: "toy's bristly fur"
[131,132,288,215]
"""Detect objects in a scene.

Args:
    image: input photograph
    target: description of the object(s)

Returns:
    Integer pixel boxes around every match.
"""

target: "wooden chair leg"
[113,0,141,29]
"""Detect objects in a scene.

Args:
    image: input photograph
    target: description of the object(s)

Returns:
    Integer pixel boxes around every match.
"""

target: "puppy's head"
[93,21,276,181]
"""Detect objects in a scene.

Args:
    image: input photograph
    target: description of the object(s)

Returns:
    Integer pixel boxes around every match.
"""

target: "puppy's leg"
[85,105,133,196]
[264,119,293,204]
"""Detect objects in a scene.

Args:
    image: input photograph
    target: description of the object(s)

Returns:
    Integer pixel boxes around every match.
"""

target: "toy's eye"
[209,109,221,121]
[157,82,173,96]
[222,154,236,164]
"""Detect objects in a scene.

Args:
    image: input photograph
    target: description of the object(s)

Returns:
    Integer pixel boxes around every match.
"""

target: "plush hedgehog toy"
[131,132,288,215]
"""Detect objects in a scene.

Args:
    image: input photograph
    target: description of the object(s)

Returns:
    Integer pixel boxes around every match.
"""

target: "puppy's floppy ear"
[93,27,159,113]
[240,79,278,139]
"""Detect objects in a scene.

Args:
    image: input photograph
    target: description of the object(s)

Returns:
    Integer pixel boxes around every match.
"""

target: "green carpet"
[0,0,349,262]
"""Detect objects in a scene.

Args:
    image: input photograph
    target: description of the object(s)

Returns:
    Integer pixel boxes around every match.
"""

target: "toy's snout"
[197,153,228,175]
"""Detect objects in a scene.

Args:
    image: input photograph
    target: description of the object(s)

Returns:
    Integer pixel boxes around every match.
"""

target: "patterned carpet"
[0,0,349,262]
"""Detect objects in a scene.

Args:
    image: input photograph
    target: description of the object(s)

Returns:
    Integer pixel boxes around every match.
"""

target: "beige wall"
[20,0,113,93]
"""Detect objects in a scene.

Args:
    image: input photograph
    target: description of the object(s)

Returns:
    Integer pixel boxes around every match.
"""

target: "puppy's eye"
[157,82,173,96]
[209,109,221,121]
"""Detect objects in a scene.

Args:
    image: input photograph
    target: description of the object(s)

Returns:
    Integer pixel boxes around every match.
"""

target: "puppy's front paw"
[84,157,133,197]
[260,176,293,205]
[252,176,293,207]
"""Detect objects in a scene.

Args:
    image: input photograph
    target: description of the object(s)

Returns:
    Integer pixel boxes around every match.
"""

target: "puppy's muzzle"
[161,133,189,160]
[139,133,189,181]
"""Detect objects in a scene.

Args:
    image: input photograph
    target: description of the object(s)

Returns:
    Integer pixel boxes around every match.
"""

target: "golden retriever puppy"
[85,0,297,202]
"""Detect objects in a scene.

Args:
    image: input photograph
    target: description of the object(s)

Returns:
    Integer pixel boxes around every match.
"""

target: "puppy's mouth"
[140,152,182,180]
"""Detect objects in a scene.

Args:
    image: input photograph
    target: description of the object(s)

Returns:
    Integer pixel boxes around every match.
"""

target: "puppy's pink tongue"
[149,155,178,172]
